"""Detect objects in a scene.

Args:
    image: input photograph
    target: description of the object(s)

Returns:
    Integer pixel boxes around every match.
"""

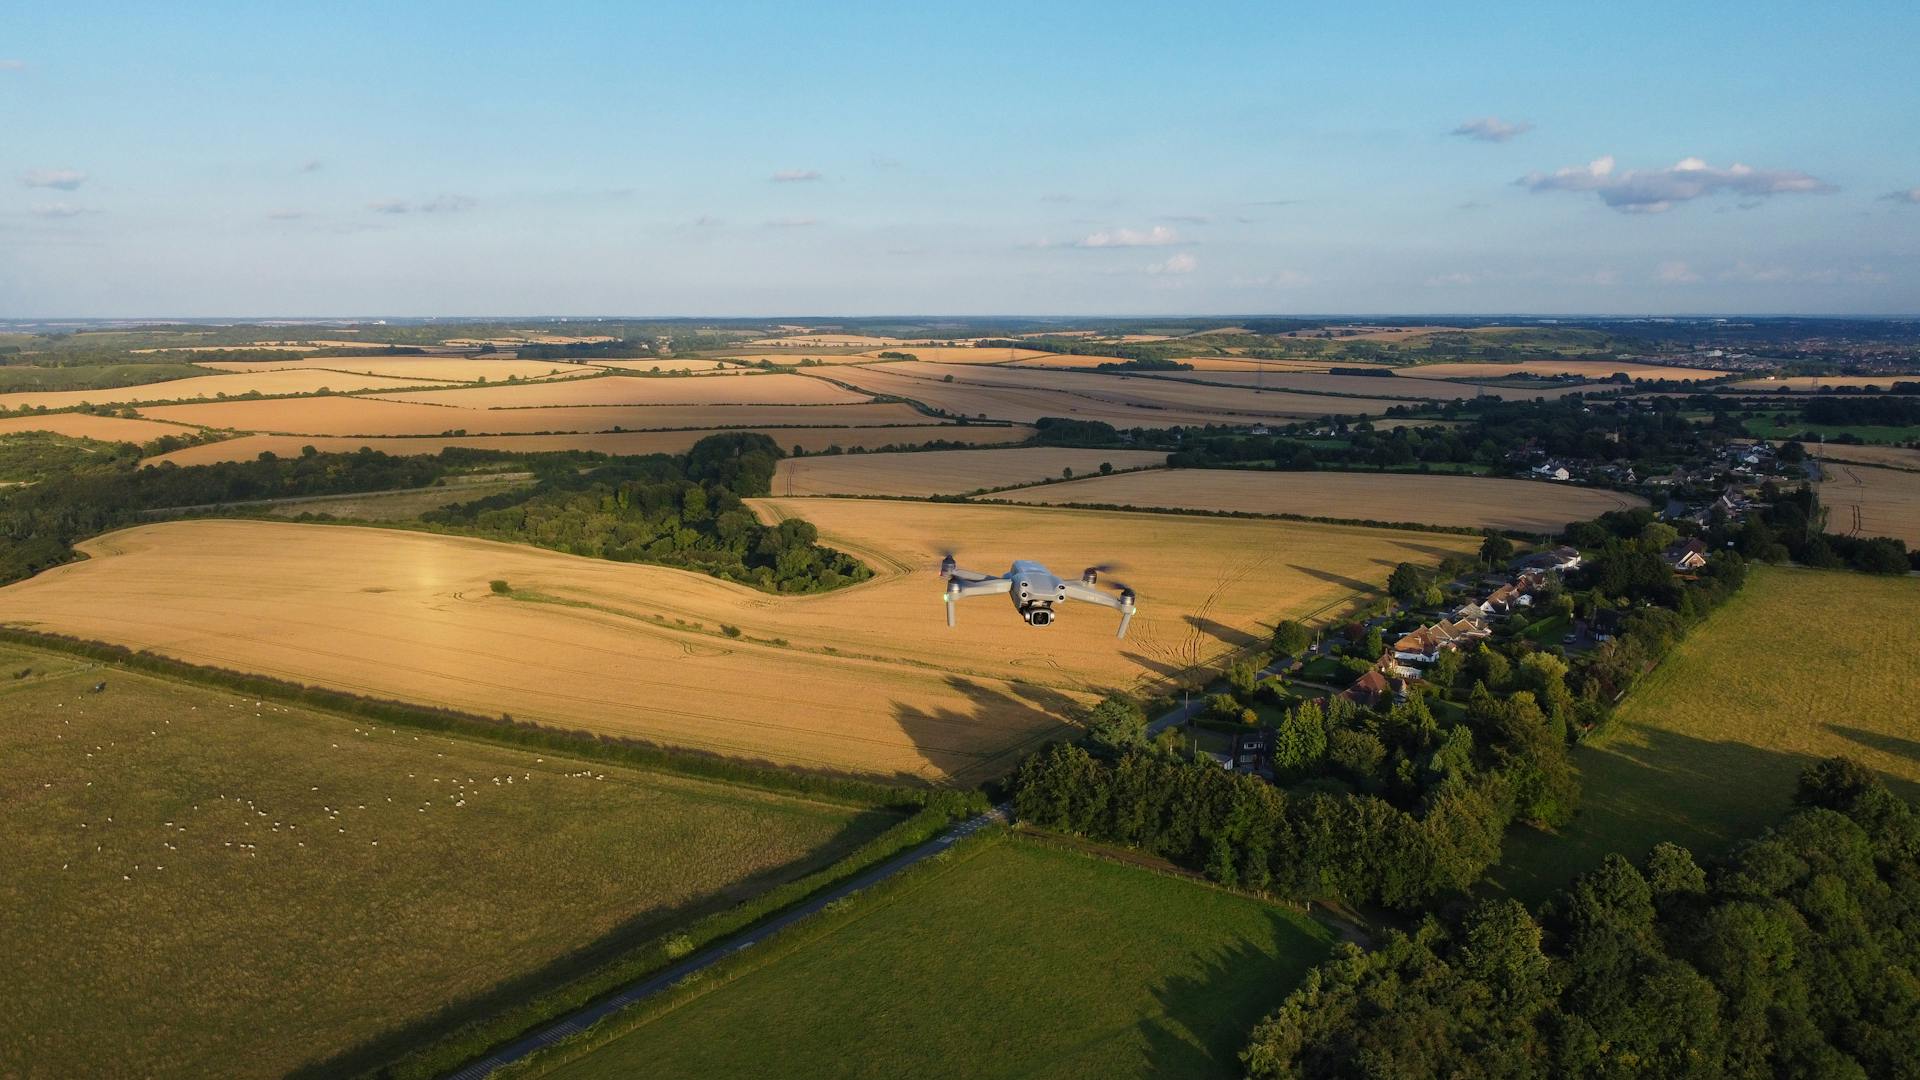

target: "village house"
[1664,537,1709,571]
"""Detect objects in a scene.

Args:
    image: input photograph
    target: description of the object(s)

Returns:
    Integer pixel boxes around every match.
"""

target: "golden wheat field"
[1809,442,1920,470]
[1819,462,1920,545]
[863,346,1061,365]
[1727,375,1920,391]
[0,509,1474,782]
[1007,355,1353,372]
[748,334,909,347]
[806,363,1403,426]
[366,372,873,408]
[0,413,202,443]
[1000,469,1646,532]
[771,448,1167,497]
[1168,370,1596,400]
[587,358,745,373]
[0,370,460,412]
[196,357,590,382]
[136,396,932,436]
[1408,360,1724,381]
[143,425,1033,466]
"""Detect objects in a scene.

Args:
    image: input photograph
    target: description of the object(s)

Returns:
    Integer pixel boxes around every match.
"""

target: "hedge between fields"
[389,806,972,1080]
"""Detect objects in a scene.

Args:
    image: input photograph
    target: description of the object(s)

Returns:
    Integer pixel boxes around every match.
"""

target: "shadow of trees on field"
[1185,614,1260,651]
[1287,563,1376,595]
[1135,912,1333,1078]
[285,804,901,1080]
[1489,722,1920,908]
[889,676,1079,784]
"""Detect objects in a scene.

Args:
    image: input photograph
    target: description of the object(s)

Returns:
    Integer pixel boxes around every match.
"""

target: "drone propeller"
[1081,561,1128,585]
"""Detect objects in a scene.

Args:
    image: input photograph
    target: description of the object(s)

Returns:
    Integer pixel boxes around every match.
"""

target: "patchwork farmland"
[0,506,1478,782]
[771,447,1167,497]
[1001,468,1646,532]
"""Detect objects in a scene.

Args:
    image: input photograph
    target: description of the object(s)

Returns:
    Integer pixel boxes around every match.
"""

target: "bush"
[489,579,511,594]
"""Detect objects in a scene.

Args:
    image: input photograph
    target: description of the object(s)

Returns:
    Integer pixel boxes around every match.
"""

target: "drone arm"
[1061,581,1138,639]
[944,576,1011,627]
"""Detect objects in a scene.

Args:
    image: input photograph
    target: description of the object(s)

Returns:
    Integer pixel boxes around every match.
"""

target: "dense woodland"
[422,433,870,593]
[1243,761,1920,1080]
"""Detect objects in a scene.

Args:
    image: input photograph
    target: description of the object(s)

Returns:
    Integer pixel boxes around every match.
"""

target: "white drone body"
[941,556,1137,639]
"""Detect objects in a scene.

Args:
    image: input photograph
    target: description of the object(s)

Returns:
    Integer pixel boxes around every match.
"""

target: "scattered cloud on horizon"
[299,159,324,173]
[30,202,88,219]
[765,216,818,227]
[693,215,724,227]
[1451,116,1533,143]
[368,194,475,214]
[770,169,821,182]
[23,168,86,191]
[0,59,25,71]
[1425,271,1479,287]
[1148,252,1198,274]
[1657,260,1701,284]
[1158,213,1211,224]
[1881,187,1920,204]
[1521,155,1834,213]
[265,209,310,221]
[1231,270,1312,289]
[1076,225,1180,248]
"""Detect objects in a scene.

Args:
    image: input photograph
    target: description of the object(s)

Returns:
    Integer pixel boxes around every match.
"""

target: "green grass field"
[1744,414,1920,445]
[1493,566,1920,903]
[0,648,898,1079]
[536,836,1334,1080]
[0,361,209,392]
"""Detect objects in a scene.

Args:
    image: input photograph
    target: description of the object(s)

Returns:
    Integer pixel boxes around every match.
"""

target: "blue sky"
[3,1,1917,317]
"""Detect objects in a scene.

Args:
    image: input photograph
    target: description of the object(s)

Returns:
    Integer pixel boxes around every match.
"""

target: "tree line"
[422,432,871,593]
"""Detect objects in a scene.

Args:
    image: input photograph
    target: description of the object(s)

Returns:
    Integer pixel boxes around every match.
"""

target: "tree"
[1272,620,1312,657]
[1387,562,1424,603]
[1099,461,1114,475]
[1480,531,1514,567]
[1084,693,1147,754]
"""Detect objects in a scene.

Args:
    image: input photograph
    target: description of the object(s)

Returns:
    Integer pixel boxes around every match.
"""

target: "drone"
[940,554,1138,639]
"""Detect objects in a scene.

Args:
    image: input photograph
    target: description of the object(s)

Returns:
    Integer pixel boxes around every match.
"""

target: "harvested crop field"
[0,370,455,412]
[0,646,893,1080]
[1164,370,1597,400]
[0,508,1476,781]
[857,346,1050,364]
[585,359,743,373]
[771,447,1167,497]
[0,412,202,443]
[1725,375,1920,391]
[196,357,590,382]
[137,396,932,436]
[1808,442,1920,471]
[368,372,872,408]
[143,426,1033,466]
[1407,360,1724,381]
[1009,355,1354,372]
[807,363,1403,426]
[1000,469,1644,532]
[1819,461,1920,545]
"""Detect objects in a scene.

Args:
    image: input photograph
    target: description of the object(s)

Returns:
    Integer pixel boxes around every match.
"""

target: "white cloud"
[1521,155,1834,213]
[30,202,86,218]
[0,59,25,71]
[771,169,821,182]
[1451,116,1533,143]
[368,194,474,214]
[1231,270,1311,288]
[1882,187,1920,205]
[1077,225,1179,248]
[1657,260,1701,284]
[23,168,86,191]
[1425,271,1479,287]
[1148,252,1198,275]
[299,159,324,173]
